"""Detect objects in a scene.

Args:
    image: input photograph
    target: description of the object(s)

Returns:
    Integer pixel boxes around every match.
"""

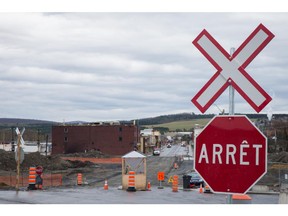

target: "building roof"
[140,128,161,136]
[122,150,146,158]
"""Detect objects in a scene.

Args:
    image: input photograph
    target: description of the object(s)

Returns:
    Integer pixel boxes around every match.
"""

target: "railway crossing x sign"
[191,24,274,113]
[15,127,25,146]
[15,127,25,164]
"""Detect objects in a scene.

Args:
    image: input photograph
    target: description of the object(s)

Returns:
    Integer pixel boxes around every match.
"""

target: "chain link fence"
[256,162,288,192]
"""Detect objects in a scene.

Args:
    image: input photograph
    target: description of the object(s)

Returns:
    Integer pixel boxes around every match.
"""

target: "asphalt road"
[0,186,279,204]
[159,143,191,157]
[0,144,281,205]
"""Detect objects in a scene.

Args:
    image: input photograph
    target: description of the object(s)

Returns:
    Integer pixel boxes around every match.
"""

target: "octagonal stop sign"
[36,166,43,175]
[194,115,267,194]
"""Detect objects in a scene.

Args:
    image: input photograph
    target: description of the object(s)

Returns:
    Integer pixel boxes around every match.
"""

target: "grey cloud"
[0,12,287,121]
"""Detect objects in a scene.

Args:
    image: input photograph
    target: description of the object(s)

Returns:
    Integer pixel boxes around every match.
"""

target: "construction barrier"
[127,171,136,192]
[279,191,288,204]
[77,173,82,185]
[27,167,36,190]
[172,175,178,192]
[61,157,122,164]
[0,173,62,187]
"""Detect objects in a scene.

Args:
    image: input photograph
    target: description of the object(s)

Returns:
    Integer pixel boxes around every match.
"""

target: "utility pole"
[45,134,48,156]
[11,126,15,152]
[37,129,40,152]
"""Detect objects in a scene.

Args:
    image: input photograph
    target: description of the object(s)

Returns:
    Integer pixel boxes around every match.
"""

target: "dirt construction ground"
[1,149,288,191]
[0,149,180,189]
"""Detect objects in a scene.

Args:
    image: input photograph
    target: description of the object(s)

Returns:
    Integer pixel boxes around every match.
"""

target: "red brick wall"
[52,124,139,156]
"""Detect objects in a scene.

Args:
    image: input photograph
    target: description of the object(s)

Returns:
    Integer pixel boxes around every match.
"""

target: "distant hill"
[0,118,57,125]
[1,113,287,127]
[137,112,285,126]
[137,113,212,125]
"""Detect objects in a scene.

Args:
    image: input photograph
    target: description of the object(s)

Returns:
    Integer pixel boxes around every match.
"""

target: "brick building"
[52,123,139,156]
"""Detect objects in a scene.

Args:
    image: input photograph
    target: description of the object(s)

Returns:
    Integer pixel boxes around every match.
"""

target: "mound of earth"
[62,150,105,158]
[0,149,107,172]
[269,151,288,163]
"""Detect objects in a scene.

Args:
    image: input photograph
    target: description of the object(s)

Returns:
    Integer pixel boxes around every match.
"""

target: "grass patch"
[144,118,211,131]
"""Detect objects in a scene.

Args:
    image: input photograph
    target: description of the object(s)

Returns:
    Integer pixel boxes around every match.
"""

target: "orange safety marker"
[147,181,151,191]
[199,184,203,193]
[104,179,108,190]
[174,163,178,169]
[77,173,82,185]
[127,171,136,192]
[231,194,252,204]
[27,167,36,190]
[172,175,178,192]
[232,194,252,200]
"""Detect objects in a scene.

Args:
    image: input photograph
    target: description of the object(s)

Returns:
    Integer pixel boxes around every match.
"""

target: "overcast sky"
[0,11,287,122]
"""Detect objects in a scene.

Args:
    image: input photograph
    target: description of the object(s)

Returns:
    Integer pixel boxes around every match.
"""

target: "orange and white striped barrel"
[172,175,178,192]
[77,173,82,185]
[127,171,136,192]
[28,167,36,190]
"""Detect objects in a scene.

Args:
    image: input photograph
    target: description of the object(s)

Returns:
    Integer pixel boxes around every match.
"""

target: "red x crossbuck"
[192,24,274,113]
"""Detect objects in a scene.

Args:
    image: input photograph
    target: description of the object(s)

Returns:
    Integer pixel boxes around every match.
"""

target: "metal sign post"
[229,47,235,116]
[15,127,25,194]
[16,132,21,193]
[227,47,235,204]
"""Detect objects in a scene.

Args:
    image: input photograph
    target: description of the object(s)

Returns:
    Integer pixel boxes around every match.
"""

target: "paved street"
[0,144,282,207]
[0,186,279,204]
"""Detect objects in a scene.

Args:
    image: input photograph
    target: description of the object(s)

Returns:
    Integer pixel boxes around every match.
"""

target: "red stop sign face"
[36,166,43,175]
[194,115,267,194]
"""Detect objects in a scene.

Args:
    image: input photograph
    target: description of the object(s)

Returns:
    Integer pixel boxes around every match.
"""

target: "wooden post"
[16,133,21,193]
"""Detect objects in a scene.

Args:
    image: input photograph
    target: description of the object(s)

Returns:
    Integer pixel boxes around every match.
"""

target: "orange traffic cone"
[104,179,108,190]
[199,184,203,193]
[174,163,178,169]
[147,181,151,191]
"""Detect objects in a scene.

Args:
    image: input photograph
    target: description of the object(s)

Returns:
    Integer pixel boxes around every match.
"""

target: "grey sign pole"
[16,132,21,194]
[229,47,235,116]
[227,47,235,204]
